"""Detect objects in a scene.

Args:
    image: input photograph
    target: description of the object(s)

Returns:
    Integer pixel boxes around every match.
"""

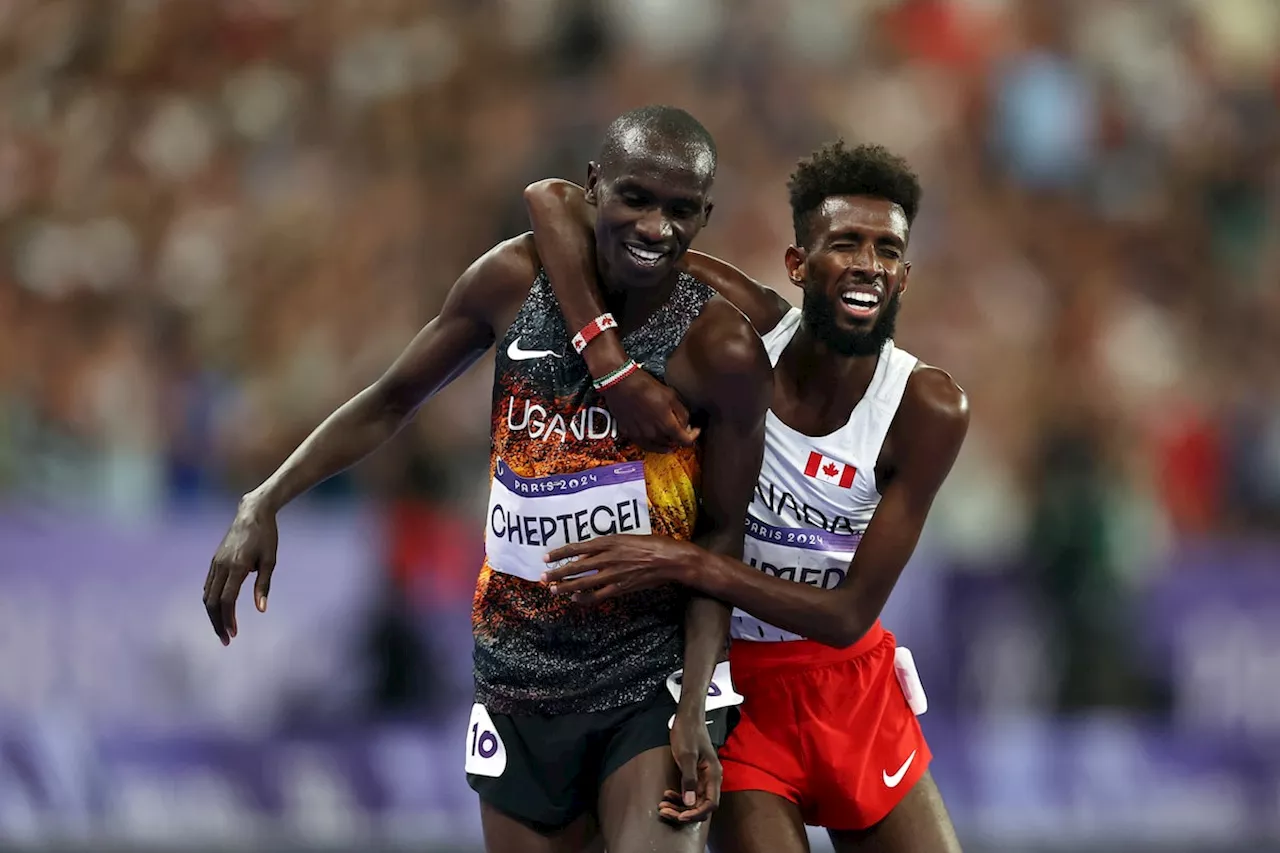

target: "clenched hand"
[601,367,700,453]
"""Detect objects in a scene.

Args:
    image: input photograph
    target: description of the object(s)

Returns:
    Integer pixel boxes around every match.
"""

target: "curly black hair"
[787,141,921,246]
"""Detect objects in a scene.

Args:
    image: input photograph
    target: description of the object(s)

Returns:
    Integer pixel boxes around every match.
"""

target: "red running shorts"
[719,620,931,830]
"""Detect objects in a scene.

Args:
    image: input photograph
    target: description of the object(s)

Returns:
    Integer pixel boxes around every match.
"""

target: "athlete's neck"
[596,256,681,336]
[779,320,879,409]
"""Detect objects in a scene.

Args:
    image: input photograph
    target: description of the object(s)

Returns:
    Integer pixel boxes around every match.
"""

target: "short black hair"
[787,141,921,245]
[598,105,717,179]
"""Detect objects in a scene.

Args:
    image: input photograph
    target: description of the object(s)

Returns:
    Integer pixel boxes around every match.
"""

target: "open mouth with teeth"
[624,244,667,269]
[839,288,882,320]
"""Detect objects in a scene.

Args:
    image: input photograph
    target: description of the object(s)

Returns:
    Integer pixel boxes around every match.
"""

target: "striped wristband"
[592,359,640,392]
[572,313,618,355]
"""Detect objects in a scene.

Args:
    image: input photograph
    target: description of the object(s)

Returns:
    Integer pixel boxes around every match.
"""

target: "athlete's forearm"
[675,516,743,716]
[247,386,409,514]
[523,179,628,378]
[670,305,769,699]
[689,552,870,649]
[678,593,731,718]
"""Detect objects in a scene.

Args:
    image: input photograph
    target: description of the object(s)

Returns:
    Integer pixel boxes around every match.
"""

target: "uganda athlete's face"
[585,148,714,289]
[786,195,911,357]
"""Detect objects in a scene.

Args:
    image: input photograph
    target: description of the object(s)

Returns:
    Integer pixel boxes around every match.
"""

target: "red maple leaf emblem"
[822,462,839,478]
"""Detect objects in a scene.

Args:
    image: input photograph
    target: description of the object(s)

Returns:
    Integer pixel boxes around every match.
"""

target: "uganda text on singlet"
[474,269,715,716]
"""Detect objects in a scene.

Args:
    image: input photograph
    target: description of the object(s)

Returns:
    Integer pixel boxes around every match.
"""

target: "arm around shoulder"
[680,251,791,336]
[524,178,587,217]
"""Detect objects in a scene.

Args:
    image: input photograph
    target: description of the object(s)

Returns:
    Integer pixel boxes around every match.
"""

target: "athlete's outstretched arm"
[545,368,969,649]
[203,238,532,646]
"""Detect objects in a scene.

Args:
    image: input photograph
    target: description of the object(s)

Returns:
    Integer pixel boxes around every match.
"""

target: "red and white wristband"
[592,358,640,392]
[572,313,619,355]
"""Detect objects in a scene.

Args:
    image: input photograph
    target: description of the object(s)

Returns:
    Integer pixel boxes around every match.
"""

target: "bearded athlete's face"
[785,195,910,357]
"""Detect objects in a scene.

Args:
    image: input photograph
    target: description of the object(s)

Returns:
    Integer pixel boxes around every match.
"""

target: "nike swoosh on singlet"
[882,750,917,788]
[507,337,562,361]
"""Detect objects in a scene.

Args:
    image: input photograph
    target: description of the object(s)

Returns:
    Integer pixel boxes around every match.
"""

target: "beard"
[801,285,902,357]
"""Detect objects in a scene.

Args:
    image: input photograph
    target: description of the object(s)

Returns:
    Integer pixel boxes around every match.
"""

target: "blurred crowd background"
[2,0,1279,851]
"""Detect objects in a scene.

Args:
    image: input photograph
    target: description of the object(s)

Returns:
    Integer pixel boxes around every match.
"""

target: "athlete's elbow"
[363,378,420,428]
[522,179,553,208]
[819,611,875,650]
[813,626,859,650]
[523,179,574,211]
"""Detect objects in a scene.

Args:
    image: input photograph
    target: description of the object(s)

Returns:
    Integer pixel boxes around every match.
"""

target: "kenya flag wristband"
[572,313,619,355]
[592,359,640,392]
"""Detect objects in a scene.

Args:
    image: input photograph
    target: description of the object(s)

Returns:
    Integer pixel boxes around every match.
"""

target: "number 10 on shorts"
[465,703,508,778]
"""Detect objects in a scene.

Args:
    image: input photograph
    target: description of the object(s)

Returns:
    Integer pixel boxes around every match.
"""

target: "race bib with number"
[664,660,745,729]
[485,458,651,582]
[464,703,507,778]
[731,516,861,643]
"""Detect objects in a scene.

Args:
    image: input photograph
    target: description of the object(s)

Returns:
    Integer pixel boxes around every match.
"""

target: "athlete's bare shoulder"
[446,233,541,328]
[903,363,969,428]
[469,233,541,294]
[686,295,766,364]
[886,363,969,475]
[670,294,772,419]
[874,361,968,494]
[679,251,791,334]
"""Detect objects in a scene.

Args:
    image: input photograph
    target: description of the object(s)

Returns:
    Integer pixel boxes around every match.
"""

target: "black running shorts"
[466,683,740,831]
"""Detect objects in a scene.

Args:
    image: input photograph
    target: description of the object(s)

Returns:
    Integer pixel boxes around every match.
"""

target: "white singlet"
[732,307,919,643]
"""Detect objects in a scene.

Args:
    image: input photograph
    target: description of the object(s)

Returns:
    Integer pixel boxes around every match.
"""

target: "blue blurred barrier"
[1,717,1278,847]
[0,507,383,731]
[4,509,1280,846]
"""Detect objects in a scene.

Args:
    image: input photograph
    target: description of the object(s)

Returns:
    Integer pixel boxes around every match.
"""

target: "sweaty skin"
[203,231,770,843]
[205,127,772,852]
[527,179,968,652]
[525,179,791,452]
[527,167,966,853]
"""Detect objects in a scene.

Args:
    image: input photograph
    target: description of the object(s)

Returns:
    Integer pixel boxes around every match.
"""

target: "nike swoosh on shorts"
[882,750,917,788]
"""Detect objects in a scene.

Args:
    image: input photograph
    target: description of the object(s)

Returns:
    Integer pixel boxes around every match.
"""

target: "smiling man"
[202,106,771,853]
[526,141,969,853]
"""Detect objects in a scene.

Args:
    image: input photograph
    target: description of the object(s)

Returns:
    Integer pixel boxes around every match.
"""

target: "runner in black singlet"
[202,106,773,853]
[475,268,716,715]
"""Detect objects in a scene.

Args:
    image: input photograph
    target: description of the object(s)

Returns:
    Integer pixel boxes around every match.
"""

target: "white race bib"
[731,516,861,643]
[485,458,651,582]
[464,703,507,778]
[664,661,745,729]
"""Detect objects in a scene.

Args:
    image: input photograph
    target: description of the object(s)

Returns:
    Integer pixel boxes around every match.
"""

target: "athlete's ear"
[702,198,714,227]
[585,162,601,205]
[898,261,911,298]
[784,244,807,290]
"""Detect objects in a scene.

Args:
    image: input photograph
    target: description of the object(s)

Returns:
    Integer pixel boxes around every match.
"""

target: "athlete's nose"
[633,209,673,245]
[848,241,882,280]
